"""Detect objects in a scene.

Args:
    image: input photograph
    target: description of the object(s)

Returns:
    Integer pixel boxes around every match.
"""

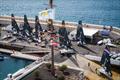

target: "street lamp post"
[51,44,55,76]
[50,32,59,76]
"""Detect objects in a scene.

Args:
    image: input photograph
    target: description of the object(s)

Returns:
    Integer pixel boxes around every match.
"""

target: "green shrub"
[57,76,65,80]
[116,41,120,45]
[59,65,67,72]
[35,71,39,78]
[113,39,120,45]
[46,63,52,69]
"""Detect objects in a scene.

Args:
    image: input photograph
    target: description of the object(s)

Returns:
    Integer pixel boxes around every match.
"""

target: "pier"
[4,52,52,80]
[0,15,120,80]
[1,0,120,79]
[11,52,40,61]
[0,48,40,60]
[5,61,46,80]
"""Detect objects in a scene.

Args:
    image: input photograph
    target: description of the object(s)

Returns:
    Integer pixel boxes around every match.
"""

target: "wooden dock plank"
[0,48,14,54]
[11,52,40,61]
[22,50,50,54]
[0,48,40,60]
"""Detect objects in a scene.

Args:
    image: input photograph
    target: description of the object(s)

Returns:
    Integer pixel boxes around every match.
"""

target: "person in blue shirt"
[101,45,112,76]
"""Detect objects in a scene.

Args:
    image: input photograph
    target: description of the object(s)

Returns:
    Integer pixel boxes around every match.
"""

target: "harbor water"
[0,53,32,80]
[0,0,120,27]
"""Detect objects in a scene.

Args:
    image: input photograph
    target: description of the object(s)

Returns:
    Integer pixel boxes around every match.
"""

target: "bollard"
[7,74,14,80]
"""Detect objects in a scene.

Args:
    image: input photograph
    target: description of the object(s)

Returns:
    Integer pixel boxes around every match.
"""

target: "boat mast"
[49,0,53,8]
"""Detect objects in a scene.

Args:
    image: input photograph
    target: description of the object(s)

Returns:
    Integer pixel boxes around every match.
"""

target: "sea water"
[0,53,32,80]
[0,0,120,27]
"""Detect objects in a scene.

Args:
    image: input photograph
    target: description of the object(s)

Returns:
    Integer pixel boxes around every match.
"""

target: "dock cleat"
[59,48,75,56]
[77,41,86,46]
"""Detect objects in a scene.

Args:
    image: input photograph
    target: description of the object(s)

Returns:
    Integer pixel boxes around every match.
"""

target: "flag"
[50,33,59,46]
[50,40,59,46]
[39,8,55,20]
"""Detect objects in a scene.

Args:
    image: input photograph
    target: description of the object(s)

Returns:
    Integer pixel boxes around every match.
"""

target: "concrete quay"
[0,48,40,61]
[0,16,120,35]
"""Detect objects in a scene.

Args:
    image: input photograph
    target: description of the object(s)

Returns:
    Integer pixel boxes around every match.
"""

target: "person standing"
[76,20,85,45]
[35,16,43,39]
[58,20,70,48]
[47,19,54,32]
[101,45,112,76]
[11,14,20,34]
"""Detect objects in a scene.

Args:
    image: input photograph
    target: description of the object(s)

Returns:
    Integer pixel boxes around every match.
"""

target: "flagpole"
[49,0,53,8]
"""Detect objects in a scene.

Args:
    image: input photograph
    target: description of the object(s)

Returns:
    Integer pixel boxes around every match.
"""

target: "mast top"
[49,0,53,8]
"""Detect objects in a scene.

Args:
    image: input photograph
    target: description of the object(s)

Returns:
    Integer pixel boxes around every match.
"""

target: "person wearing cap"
[101,45,112,76]
[76,20,85,45]
[35,16,43,39]
[58,20,70,48]
[11,14,20,34]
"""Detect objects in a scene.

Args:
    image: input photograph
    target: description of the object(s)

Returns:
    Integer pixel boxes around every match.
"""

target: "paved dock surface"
[11,52,40,61]
[55,53,120,80]
[53,42,120,80]
[22,50,50,54]
[0,48,40,60]
[1,16,120,80]
[0,48,14,54]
